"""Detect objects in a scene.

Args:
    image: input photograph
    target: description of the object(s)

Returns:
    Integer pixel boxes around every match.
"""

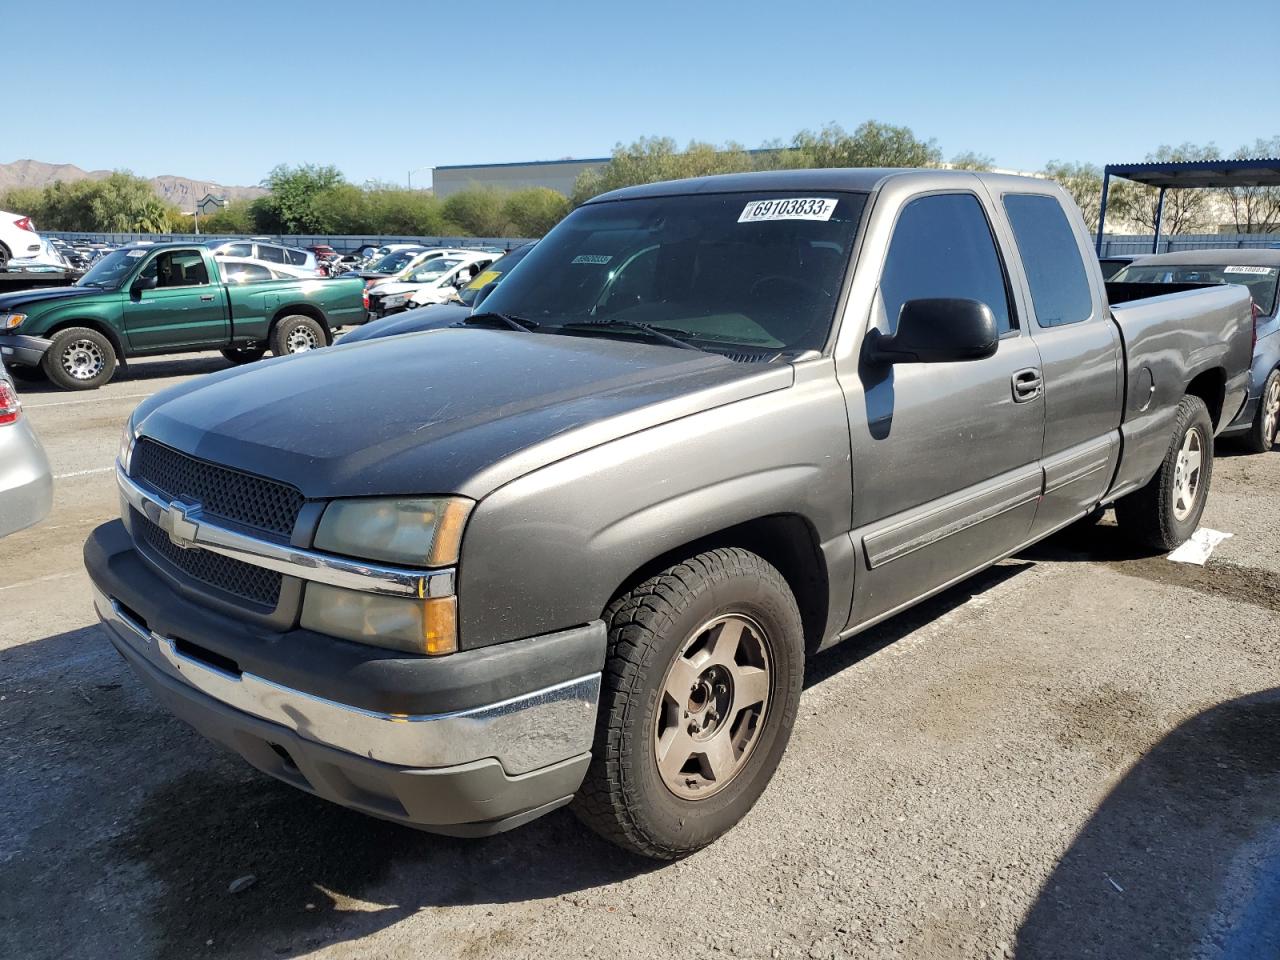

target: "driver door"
[124,250,229,351]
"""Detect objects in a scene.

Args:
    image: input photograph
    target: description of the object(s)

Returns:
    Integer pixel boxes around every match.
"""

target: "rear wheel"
[572,547,804,860]
[269,315,326,356]
[219,346,267,365]
[1241,369,1280,454]
[1115,394,1213,550]
[41,327,117,391]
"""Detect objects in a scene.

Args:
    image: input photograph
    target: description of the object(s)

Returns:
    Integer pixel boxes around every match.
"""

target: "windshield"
[407,258,461,283]
[368,250,422,274]
[480,192,867,355]
[76,248,147,288]
[1113,261,1280,316]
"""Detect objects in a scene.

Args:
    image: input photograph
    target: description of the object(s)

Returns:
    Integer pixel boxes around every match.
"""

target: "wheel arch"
[269,303,332,345]
[605,513,831,655]
[45,317,127,361]
[1185,366,1226,432]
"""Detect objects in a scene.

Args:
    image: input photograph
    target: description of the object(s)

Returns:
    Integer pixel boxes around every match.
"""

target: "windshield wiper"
[561,318,703,352]
[462,311,539,332]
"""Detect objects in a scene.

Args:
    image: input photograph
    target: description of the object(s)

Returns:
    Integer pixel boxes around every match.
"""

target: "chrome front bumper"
[93,584,600,776]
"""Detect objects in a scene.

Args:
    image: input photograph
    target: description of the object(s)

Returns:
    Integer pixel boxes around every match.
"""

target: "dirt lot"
[2,356,1278,960]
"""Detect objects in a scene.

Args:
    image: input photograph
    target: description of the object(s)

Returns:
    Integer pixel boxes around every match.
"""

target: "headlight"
[301,585,457,655]
[118,417,136,472]
[314,496,471,567]
[2,313,26,330]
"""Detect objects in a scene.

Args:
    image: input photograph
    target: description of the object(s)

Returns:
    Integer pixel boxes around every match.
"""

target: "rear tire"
[269,315,326,356]
[41,327,117,391]
[1240,368,1280,454]
[1115,394,1213,550]
[220,346,267,365]
[572,548,804,860]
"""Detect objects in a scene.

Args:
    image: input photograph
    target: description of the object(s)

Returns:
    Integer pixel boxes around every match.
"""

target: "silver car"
[0,356,52,537]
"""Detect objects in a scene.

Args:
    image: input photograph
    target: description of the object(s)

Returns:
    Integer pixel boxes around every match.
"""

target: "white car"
[367,252,502,318]
[3,238,71,271]
[0,211,43,268]
[217,257,301,283]
[206,239,321,278]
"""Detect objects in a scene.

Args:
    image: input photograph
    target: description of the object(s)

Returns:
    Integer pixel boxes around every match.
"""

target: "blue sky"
[8,0,1276,188]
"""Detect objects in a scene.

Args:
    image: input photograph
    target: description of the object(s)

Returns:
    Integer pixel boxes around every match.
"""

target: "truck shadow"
[14,354,233,394]
[1014,687,1280,958]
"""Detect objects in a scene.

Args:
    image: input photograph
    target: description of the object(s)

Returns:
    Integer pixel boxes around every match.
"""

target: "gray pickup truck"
[85,169,1252,860]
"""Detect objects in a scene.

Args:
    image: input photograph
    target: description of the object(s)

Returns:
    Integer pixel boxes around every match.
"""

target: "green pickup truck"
[0,243,365,390]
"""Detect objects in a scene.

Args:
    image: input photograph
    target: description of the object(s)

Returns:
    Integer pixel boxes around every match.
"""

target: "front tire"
[1241,368,1280,454]
[41,327,118,391]
[269,315,327,356]
[573,548,804,860]
[1115,394,1214,550]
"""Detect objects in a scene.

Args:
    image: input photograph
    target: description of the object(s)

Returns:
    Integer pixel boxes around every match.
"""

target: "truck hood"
[0,285,102,312]
[133,328,792,500]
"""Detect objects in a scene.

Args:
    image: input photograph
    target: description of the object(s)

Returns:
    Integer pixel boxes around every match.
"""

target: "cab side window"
[256,245,286,264]
[1002,194,1093,327]
[879,193,1013,335]
[154,250,210,288]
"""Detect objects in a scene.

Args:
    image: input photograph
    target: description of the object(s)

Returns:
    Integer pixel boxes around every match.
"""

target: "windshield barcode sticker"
[1224,265,1275,275]
[572,254,612,265]
[739,198,838,223]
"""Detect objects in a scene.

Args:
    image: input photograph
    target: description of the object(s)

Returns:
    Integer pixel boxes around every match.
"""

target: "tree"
[1041,161,1104,233]
[199,199,256,234]
[572,136,759,205]
[442,188,512,237]
[252,164,347,233]
[502,187,570,236]
[950,151,995,171]
[1216,137,1280,234]
[1111,143,1220,235]
[790,121,942,169]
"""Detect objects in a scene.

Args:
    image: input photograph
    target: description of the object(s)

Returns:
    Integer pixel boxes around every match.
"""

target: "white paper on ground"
[1167,528,1232,566]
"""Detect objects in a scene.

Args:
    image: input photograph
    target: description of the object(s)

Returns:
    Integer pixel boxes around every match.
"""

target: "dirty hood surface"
[132,327,790,499]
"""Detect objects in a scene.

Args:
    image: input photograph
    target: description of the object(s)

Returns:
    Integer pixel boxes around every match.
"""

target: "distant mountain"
[0,159,266,207]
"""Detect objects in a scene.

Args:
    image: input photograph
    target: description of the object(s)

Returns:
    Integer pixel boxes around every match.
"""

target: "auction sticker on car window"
[127,249,147,257]
[466,270,501,289]
[739,198,838,223]
[1224,265,1276,275]
[572,254,612,265]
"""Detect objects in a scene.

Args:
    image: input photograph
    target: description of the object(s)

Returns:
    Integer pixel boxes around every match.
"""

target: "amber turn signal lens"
[423,596,457,656]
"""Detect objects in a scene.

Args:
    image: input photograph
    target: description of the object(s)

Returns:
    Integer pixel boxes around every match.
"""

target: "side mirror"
[132,275,159,294]
[866,298,998,364]
[471,281,499,308]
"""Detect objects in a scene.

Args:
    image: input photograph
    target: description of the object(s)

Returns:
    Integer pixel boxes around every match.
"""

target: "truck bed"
[1107,282,1253,499]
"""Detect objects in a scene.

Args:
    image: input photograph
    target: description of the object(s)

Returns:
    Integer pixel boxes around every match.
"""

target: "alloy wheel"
[653,613,773,800]
[1263,377,1280,447]
[60,339,106,381]
[286,326,319,353]
[1172,427,1203,522]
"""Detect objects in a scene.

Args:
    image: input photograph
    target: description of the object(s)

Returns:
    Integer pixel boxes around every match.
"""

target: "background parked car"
[0,211,43,268]
[1098,254,1140,280]
[1112,249,1280,452]
[0,355,52,538]
[205,239,322,278]
[367,251,499,318]
[218,257,302,283]
[340,241,536,344]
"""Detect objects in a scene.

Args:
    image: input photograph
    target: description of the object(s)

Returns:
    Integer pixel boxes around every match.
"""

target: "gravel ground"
[1,355,1277,960]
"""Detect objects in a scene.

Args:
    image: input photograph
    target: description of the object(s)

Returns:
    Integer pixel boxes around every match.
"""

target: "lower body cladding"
[0,334,53,368]
[86,525,606,836]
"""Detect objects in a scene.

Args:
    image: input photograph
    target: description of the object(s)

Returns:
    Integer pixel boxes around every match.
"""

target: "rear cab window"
[1002,194,1093,328]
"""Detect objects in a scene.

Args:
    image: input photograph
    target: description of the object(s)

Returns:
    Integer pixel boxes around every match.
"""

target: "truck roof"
[589,167,1048,203]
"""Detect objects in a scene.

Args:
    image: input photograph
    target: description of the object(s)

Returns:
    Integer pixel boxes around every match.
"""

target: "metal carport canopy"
[1096,157,1280,252]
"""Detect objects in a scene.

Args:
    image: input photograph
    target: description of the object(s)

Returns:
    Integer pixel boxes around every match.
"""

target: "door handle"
[1012,368,1043,403]
[200,294,216,301]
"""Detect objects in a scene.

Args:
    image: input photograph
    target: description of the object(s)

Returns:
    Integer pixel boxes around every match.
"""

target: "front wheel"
[1241,369,1280,454]
[41,327,118,390]
[269,315,327,356]
[572,547,804,860]
[1115,394,1214,550]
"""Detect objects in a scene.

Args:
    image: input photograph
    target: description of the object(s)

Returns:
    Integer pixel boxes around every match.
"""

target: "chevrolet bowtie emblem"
[161,499,201,549]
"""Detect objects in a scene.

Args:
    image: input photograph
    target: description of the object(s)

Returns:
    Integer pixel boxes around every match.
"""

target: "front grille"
[131,438,304,539]
[137,513,282,607]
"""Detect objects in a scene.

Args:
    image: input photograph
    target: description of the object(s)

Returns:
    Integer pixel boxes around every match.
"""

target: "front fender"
[456,366,853,649]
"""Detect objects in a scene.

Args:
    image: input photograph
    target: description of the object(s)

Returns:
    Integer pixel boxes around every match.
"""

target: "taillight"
[14,216,34,232]
[362,289,370,310]
[0,381,22,426]
[1251,299,1261,351]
